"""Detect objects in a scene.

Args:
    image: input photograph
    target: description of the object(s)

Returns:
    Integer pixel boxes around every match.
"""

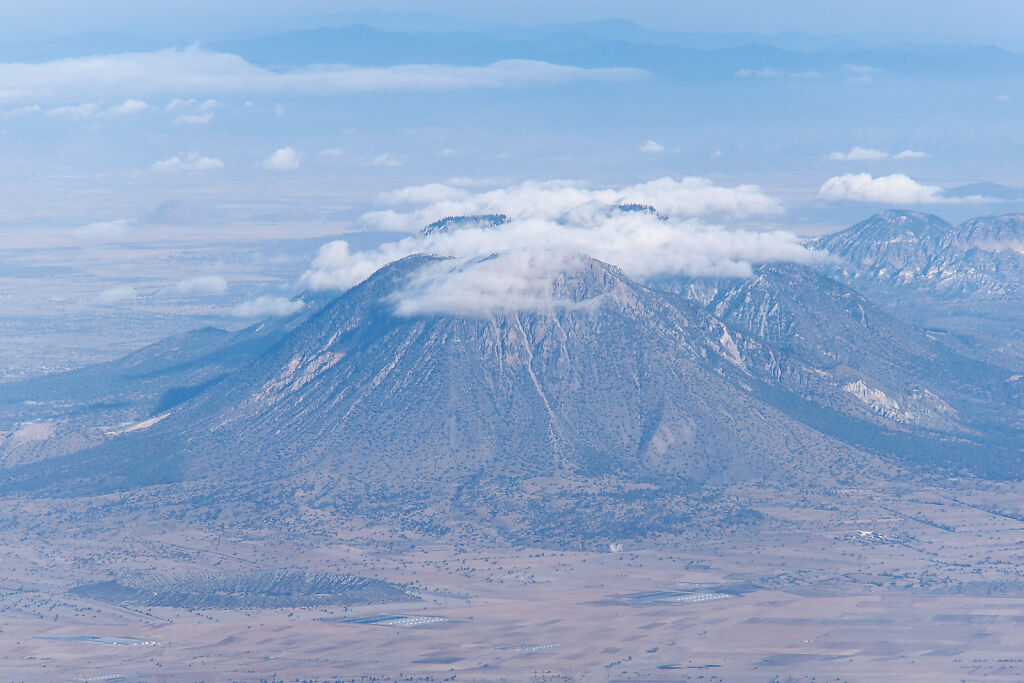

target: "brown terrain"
[4,476,1024,682]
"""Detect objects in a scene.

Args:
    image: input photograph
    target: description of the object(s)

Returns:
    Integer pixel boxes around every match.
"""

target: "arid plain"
[4,477,1024,682]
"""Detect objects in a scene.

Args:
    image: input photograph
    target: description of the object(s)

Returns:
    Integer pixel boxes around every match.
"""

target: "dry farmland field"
[4,478,1024,681]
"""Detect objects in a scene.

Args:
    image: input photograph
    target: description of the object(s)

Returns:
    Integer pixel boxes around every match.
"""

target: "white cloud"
[390,252,612,317]
[46,100,151,120]
[827,147,928,162]
[300,176,816,317]
[372,154,402,167]
[996,94,1010,102]
[322,147,344,156]
[735,68,820,79]
[827,146,889,161]
[173,112,214,125]
[96,285,137,305]
[46,102,100,120]
[361,176,782,233]
[262,147,300,170]
[817,173,990,204]
[0,104,41,115]
[303,240,383,292]
[892,149,929,160]
[231,295,305,317]
[74,219,131,241]
[380,182,469,205]
[844,64,880,75]
[640,140,664,154]
[446,176,498,188]
[152,152,224,172]
[174,275,228,295]
[0,48,646,105]
[843,64,880,84]
[167,97,216,111]
[168,97,217,124]
[107,98,149,116]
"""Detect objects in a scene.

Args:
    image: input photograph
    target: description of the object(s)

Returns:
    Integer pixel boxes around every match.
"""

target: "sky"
[2,2,1024,373]
[4,1,1024,46]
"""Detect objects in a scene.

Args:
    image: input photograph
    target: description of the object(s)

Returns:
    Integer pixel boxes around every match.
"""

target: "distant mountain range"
[1,209,1021,543]
[204,24,1024,80]
[814,210,1024,366]
[814,210,1024,301]
[3,18,1018,63]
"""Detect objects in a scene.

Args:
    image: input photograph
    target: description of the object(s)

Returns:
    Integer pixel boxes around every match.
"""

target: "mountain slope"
[0,303,316,467]
[652,262,1022,443]
[812,210,954,289]
[169,255,870,487]
[3,245,1022,541]
[812,210,1024,368]
[2,255,886,523]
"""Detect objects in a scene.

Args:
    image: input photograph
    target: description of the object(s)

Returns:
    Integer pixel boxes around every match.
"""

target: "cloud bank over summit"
[364,177,783,232]
[302,177,821,316]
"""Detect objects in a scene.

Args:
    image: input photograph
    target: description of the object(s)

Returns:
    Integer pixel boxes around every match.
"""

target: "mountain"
[652,263,1020,437]
[205,24,1024,81]
[0,303,316,467]
[946,182,1024,202]
[934,214,1024,298]
[812,210,954,290]
[812,210,1024,300]
[813,210,1024,367]
[815,210,1024,302]
[4,212,1023,543]
[2,254,896,542]
[129,255,881,486]
[422,214,509,235]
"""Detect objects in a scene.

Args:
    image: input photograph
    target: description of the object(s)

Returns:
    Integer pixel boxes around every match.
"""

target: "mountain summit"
[4,211,1024,542]
[813,211,1024,365]
[3,253,882,540]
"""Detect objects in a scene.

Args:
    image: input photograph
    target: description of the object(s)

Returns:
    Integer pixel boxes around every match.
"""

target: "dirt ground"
[4,479,1024,681]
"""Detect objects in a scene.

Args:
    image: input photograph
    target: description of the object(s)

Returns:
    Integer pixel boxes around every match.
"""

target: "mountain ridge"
[3,210,1023,542]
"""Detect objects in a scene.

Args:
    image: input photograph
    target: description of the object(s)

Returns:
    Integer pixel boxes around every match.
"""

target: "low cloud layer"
[0,47,647,105]
[818,173,991,204]
[96,285,137,305]
[152,152,224,172]
[843,64,881,84]
[175,275,228,296]
[45,99,150,120]
[232,295,305,318]
[302,177,821,317]
[827,146,928,161]
[74,219,132,241]
[364,177,782,232]
[735,68,820,79]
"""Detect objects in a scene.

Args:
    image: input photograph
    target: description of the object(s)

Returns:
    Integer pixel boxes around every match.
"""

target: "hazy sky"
[3,1,1024,46]
[3,1,1024,372]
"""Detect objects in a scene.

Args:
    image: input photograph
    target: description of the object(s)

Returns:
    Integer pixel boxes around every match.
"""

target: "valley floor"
[4,479,1024,681]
